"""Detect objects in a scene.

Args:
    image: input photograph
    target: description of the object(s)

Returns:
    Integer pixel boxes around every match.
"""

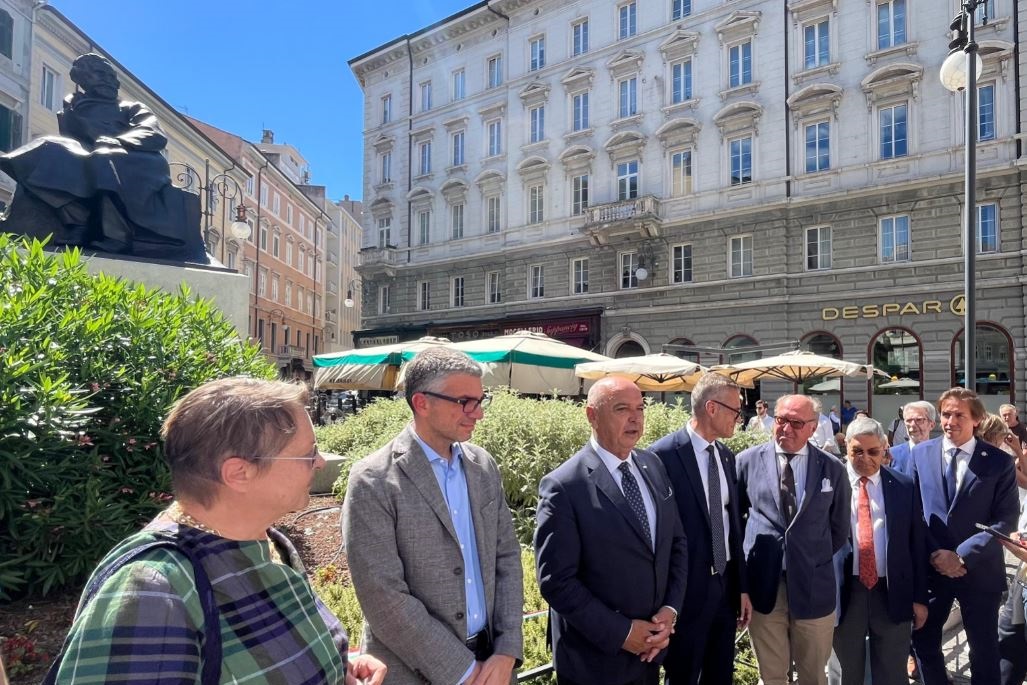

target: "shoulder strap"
[42,535,222,685]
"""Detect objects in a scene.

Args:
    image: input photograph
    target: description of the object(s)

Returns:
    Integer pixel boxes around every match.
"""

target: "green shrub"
[0,236,275,597]
[311,564,364,649]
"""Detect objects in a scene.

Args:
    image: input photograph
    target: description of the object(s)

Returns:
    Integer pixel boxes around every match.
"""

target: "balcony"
[276,345,307,360]
[327,251,338,266]
[581,195,663,246]
[359,244,399,276]
[327,281,339,295]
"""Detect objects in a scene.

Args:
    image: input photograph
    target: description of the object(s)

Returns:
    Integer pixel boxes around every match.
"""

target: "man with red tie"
[832,417,928,685]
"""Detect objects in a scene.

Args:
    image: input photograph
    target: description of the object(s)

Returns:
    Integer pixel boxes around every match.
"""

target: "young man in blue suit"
[832,417,928,685]
[736,394,850,685]
[910,387,1019,685]
[887,400,936,478]
[535,376,688,685]
[650,373,751,685]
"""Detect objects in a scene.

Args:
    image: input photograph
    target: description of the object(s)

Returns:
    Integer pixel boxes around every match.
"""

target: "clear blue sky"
[51,0,474,202]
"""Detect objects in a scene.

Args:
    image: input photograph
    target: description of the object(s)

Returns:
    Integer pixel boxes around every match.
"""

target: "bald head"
[586,376,645,458]
[587,376,641,409]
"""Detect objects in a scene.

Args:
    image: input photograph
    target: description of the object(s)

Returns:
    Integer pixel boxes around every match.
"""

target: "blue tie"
[619,461,652,546]
[945,447,959,505]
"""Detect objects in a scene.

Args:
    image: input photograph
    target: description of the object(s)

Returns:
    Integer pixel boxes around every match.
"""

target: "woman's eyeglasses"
[256,444,321,468]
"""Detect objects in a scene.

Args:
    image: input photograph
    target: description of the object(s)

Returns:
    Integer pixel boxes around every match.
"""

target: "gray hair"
[809,397,823,414]
[1000,403,1018,415]
[404,347,483,409]
[845,416,888,444]
[903,400,937,423]
[690,373,740,417]
[775,394,816,418]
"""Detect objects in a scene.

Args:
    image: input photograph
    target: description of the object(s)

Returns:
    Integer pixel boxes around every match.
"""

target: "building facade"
[325,196,363,353]
[0,0,34,205]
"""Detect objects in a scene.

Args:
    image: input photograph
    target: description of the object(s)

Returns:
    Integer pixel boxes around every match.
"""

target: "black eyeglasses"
[708,399,742,420]
[774,416,816,431]
[256,444,321,468]
[421,390,492,414]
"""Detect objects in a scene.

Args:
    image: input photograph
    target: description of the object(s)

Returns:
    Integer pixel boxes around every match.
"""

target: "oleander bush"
[0,235,275,598]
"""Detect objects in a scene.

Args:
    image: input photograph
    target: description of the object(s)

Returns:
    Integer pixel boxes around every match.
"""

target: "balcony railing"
[276,345,307,359]
[358,244,399,276]
[581,195,662,246]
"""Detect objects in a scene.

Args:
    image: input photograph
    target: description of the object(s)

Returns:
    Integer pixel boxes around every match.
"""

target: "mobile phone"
[975,523,1026,546]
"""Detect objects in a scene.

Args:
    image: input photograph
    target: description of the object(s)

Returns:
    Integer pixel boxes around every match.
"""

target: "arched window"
[614,340,646,358]
[722,335,760,364]
[667,337,699,363]
[868,327,923,420]
[801,331,842,403]
[952,322,1013,411]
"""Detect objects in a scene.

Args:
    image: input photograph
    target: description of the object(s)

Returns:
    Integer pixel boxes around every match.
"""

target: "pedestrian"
[889,401,937,478]
[841,400,858,427]
[830,406,842,435]
[746,399,773,433]
[811,397,841,457]
[1000,404,1027,448]
[886,406,908,446]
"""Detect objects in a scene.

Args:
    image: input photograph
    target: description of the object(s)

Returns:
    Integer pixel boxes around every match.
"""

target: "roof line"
[348,0,489,66]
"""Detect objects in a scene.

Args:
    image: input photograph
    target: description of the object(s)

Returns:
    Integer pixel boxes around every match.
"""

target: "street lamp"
[344,279,361,308]
[171,160,250,257]
[940,1,987,390]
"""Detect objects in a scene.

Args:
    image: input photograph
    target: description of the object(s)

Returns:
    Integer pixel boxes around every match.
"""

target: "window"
[452,69,465,101]
[418,281,431,311]
[379,152,392,184]
[452,130,465,166]
[487,119,502,157]
[418,209,431,245]
[672,60,692,104]
[378,285,390,314]
[617,161,639,200]
[487,55,503,88]
[620,252,639,289]
[529,36,546,72]
[260,185,268,207]
[572,257,589,294]
[298,246,306,273]
[451,277,465,307]
[729,41,752,87]
[451,203,464,239]
[571,174,589,216]
[377,217,392,247]
[286,205,293,226]
[618,2,637,40]
[573,19,589,56]
[285,282,292,307]
[671,150,692,196]
[0,10,12,60]
[879,103,907,159]
[803,20,829,69]
[246,176,255,196]
[672,244,693,283]
[979,84,995,141]
[487,195,501,233]
[529,105,545,143]
[977,203,998,254]
[285,241,293,266]
[729,235,753,277]
[877,0,906,50]
[272,193,280,215]
[307,293,314,316]
[418,141,432,175]
[297,286,304,312]
[672,0,691,20]
[381,94,392,124]
[528,184,545,224]
[0,105,21,153]
[259,225,268,251]
[258,269,267,296]
[41,66,58,111]
[308,254,315,277]
[730,137,752,185]
[618,77,638,118]
[487,271,501,303]
[529,265,545,298]
[805,226,832,270]
[879,215,910,263]
[804,122,830,173]
[572,91,589,131]
[975,0,996,23]
[419,81,432,112]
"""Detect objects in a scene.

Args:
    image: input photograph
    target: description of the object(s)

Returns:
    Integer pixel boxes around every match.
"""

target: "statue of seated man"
[0,52,202,260]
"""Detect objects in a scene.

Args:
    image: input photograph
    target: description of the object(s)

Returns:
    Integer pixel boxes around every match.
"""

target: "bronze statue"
[0,53,206,262]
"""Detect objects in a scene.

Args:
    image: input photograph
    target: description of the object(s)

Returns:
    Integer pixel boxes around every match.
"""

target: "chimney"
[261,129,274,144]
[344,194,350,201]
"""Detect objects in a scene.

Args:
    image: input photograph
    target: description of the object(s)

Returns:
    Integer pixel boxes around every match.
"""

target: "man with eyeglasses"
[343,347,523,685]
[888,401,936,478]
[736,394,850,685]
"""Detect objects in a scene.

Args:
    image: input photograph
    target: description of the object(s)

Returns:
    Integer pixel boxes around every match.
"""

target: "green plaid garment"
[50,517,348,684]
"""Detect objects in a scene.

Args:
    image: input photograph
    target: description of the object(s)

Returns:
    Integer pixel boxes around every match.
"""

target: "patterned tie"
[945,448,959,506]
[619,461,652,546]
[858,477,878,589]
[780,454,798,524]
[707,445,728,575]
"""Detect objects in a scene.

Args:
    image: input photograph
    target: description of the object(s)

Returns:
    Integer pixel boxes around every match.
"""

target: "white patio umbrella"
[877,377,921,389]
[807,378,842,393]
[574,353,709,392]
[313,336,452,390]
[712,349,883,386]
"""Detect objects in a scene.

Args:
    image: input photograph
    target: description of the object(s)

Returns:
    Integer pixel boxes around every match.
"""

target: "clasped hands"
[930,549,966,578]
[622,606,676,662]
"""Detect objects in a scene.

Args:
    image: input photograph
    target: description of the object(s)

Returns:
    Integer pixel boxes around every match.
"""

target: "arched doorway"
[723,335,761,415]
[868,327,923,421]
[614,340,646,358]
[667,337,700,363]
[952,322,1013,411]
[801,331,843,417]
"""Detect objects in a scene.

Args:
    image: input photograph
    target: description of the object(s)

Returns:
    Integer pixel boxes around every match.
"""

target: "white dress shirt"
[847,462,888,578]
[592,437,657,549]
[688,428,732,562]
[814,415,840,455]
[941,436,976,493]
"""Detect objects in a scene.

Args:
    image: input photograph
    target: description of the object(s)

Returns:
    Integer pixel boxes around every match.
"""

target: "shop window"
[952,323,1013,410]
[869,327,922,419]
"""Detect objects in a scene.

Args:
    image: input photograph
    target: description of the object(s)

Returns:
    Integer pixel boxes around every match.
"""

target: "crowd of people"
[40,347,1027,685]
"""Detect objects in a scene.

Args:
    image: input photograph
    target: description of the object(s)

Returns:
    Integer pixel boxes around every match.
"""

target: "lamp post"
[940,1,986,390]
[344,278,361,308]
[170,160,251,258]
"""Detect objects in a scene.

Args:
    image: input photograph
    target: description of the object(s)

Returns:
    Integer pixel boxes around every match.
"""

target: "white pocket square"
[821,478,833,493]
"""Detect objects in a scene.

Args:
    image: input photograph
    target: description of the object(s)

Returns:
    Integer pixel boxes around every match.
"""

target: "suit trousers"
[749,578,835,685]
[556,664,659,685]
[664,571,737,685]
[832,582,910,685]
[912,583,1002,685]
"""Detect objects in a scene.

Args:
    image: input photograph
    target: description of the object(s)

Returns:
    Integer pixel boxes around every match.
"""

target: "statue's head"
[70,53,119,100]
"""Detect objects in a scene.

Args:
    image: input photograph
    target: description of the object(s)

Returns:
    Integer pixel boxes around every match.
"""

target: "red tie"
[858,476,878,589]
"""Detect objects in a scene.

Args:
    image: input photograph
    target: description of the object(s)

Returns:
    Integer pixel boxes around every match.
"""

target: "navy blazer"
[889,442,914,478]
[834,465,928,624]
[649,426,748,614]
[911,436,1018,593]
[535,444,689,685]
[736,441,851,620]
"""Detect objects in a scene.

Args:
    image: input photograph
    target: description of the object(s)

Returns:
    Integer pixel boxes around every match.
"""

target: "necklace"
[165,501,285,564]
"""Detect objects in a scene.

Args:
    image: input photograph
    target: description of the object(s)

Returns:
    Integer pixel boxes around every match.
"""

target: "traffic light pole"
[963,2,977,391]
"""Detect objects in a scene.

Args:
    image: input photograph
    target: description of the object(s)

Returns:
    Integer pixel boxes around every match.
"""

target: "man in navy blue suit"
[650,373,752,685]
[910,387,1019,685]
[535,376,689,685]
[832,416,928,685]
[888,400,936,478]
[736,394,850,685]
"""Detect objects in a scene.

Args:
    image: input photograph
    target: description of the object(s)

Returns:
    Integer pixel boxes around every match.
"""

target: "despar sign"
[822,295,965,321]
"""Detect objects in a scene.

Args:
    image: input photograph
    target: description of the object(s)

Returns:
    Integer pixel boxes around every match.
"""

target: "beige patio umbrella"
[711,349,883,386]
[313,336,452,390]
[574,353,710,392]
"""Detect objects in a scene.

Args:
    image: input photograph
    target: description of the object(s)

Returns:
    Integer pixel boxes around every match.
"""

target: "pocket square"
[821,478,833,493]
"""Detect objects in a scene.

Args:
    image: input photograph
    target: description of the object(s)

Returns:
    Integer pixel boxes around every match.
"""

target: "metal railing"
[582,195,661,226]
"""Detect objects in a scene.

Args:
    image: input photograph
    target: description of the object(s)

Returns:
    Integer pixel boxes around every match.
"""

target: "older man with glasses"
[343,347,523,685]
[888,401,937,478]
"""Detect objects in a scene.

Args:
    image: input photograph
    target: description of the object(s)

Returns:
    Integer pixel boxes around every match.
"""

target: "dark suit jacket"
[911,436,1018,593]
[649,426,747,614]
[535,444,689,685]
[834,465,928,624]
[735,441,850,620]
[889,442,914,478]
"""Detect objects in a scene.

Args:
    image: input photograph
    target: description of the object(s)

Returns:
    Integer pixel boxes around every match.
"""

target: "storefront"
[427,308,602,351]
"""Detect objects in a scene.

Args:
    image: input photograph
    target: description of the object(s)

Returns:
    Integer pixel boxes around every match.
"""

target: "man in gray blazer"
[343,347,523,685]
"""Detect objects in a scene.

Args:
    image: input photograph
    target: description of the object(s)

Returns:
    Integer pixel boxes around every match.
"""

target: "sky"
[51,0,474,202]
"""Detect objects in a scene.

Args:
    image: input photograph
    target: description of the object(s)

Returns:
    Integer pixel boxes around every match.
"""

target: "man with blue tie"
[888,401,936,478]
[910,387,1019,685]
[650,373,752,685]
[535,376,688,685]
[736,394,851,685]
